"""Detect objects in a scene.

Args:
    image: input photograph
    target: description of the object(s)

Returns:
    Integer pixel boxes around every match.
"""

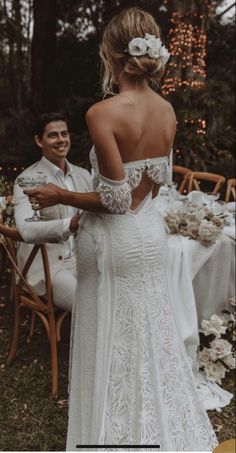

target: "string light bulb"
[162,1,212,95]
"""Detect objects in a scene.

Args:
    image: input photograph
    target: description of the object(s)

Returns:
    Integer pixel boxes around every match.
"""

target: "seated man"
[14,112,92,312]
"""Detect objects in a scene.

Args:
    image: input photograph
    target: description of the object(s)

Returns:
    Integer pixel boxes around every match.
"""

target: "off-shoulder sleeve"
[96,174,132,214]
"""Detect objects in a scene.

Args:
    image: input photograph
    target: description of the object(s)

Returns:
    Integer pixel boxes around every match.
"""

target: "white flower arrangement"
[198,298,236,384]
[0,196,6,212]
[164,203,224,246]
[0,176,14,226]
[128,33,170,63]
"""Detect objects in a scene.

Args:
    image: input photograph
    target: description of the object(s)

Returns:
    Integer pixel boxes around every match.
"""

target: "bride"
[26,7,218,451]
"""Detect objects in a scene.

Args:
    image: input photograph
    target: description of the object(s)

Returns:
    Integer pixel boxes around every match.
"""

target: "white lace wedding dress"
[66,147,218,451]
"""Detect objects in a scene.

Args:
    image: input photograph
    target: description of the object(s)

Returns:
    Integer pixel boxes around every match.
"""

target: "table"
[155,195,235,410]
[167,232,235,365]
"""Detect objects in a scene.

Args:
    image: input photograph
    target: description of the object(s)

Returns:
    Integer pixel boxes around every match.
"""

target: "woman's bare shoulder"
[154,92,175,112]
[86,97,122,123]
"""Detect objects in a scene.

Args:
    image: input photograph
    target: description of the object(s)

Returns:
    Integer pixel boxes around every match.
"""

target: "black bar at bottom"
[76,446,160,449]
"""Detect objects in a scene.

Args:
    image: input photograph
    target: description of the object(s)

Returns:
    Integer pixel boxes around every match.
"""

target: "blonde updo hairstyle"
[100,7,165,95]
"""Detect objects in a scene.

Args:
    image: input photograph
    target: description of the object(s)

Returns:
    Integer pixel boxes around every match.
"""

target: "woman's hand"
[24,183,64,210]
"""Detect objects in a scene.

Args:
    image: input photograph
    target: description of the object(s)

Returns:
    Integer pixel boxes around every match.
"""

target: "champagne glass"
[17,173,47,222]
[204,192,220,208]
[167,181,178,205]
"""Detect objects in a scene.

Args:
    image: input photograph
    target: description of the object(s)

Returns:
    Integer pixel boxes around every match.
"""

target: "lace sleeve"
[146,160,169,185]
[97,175,132,214]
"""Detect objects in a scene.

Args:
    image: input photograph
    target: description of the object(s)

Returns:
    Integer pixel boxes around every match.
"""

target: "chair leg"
[56,311,68,342]
[225,185,231,203]
[29,311,36,337]
[8,302,21,363]
[49,316,59,397]
[9,272,15,302]
[0,245,7,285]
[232,187,236,200]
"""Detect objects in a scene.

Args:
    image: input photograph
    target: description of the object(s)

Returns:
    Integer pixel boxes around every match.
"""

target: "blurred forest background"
[0,0,235,178]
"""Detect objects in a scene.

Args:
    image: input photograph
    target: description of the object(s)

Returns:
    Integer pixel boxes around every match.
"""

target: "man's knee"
[51,272,77,312]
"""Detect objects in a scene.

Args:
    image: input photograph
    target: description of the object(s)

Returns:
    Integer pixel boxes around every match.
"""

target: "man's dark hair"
[35,112,69,138]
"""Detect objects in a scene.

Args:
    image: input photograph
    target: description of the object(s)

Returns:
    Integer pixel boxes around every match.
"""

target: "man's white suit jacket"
[14,157,93,295]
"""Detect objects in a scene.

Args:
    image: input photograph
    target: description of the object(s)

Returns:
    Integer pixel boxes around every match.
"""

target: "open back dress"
[66,147,218,451]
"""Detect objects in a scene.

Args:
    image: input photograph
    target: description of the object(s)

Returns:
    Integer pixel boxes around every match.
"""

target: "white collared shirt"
[41,156,77,260]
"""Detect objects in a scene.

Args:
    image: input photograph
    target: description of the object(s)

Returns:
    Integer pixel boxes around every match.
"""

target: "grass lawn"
[0,263,235,451]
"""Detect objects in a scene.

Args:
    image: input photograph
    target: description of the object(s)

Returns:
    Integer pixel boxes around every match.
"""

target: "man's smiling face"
[35,120,71,168]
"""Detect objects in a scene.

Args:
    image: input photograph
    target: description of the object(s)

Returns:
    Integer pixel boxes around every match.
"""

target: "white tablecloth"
[167,232,235,410]
[167,233,235,361]
[155,195,235,410]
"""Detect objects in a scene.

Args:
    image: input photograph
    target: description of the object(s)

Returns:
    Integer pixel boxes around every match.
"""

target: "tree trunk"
[162,0,212,95]
[31,0,57,114]
[3,0,16,109]
[13,0,23,112]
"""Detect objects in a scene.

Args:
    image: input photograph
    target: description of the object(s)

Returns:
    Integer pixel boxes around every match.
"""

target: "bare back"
[86,87,176,210]
[112,90,176,163]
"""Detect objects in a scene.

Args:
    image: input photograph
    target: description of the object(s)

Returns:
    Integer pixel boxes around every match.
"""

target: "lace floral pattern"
[146,160,169,185]
[97,180,132,214]
[66,148,218,450]
[90,147,169,209]
[124,168,143,190]
[99,210,217,449]
[67,201,218,450]
[124,160,169,190]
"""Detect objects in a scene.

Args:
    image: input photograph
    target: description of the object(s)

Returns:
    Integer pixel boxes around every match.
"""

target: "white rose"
[159,45,170,64]
[200,314,227,338]
[230,312,236,327]
[196,208,206,221]
[146,37,162,59]
[186,220,199,240]
[228,297,236,307]
[203,361,226,384]
[209,338,232,361]
[212,215,224,229]
[186,211,198,222]
[203,207,214,218]
[223,354,236,369]
[0,196,6,211]
[198,219,220,246]
[210,314,226,325]
[199,348,211,366]
[144,33,156,40]
[128,38,147,57]
[164,212,180,234]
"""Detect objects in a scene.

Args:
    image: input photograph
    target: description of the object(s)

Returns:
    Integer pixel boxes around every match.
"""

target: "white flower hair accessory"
[128,33,170,63]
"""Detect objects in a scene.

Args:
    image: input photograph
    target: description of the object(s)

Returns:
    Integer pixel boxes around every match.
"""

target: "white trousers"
[51,256,77,312]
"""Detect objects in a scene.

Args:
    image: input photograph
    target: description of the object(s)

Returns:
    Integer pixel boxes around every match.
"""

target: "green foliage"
[0,1,234,180]
[0,110,39,165]
[169,18,235,178]
[0,175,14,225]
[0,175,12,196]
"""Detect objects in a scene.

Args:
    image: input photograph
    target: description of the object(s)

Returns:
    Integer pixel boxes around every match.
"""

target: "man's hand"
[69,214,80,234]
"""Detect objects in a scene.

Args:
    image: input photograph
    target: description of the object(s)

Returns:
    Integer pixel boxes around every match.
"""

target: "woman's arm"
[25,182,107,212]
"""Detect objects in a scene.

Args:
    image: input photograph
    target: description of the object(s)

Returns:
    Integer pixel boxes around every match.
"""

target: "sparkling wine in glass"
[204,192,220,208]
[17,174,47,222]
[167,181,178,205]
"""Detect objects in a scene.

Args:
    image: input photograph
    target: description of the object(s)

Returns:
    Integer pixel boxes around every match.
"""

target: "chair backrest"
[225,178,236,203]
[188,171,225,194]
[173,165,192,194]
[0,224,54,314]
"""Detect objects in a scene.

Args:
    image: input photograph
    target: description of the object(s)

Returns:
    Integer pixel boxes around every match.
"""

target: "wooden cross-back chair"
[225,178,236,203]
[0,224,68,397]
[173,165,192,194]
[188,171,226,194]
